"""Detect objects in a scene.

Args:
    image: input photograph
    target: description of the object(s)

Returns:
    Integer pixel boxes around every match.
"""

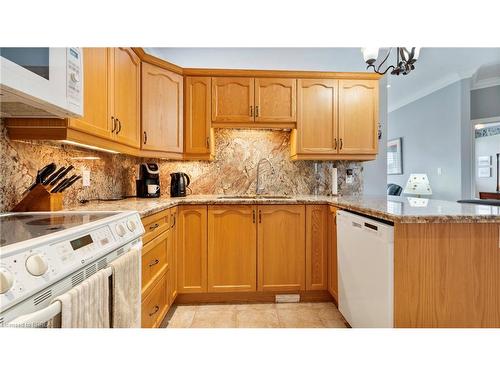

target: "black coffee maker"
[136,163,160,198]
[170,172,190,197]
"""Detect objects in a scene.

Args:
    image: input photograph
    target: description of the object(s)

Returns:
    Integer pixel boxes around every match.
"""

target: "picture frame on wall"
[387,138,403,175]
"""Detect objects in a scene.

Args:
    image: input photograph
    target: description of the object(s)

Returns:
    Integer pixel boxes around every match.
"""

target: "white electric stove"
[0,211,144,325]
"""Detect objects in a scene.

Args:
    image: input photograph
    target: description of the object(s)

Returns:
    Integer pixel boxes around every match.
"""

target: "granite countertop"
[66,195,500,224]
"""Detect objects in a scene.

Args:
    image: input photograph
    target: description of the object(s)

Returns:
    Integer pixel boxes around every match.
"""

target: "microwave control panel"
[66,47,82,105]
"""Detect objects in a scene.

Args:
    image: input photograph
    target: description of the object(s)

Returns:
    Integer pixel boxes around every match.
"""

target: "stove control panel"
[0,212,144,311]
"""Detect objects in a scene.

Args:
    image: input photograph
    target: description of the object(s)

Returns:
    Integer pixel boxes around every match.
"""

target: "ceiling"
[145,47,500,112]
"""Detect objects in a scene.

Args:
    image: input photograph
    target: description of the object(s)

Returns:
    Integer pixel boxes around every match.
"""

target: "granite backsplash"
[0,119,363,212]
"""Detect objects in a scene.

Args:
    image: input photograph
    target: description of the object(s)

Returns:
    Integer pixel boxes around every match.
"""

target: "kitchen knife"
[28,163,57,190]
[49,165,74,186]
[42,167,65,185]
[50,178,69,193]
[54,174,78,192]
[58,175,82,192]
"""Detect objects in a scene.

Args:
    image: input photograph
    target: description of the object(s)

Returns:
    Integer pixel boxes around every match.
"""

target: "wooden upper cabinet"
[212,77,254,122]
[338,79,379,155]
[142,62,183,153]
[207,205,257,292]
[254,78,296,123]
[184,76,214,158]
[112,47,141,148]
[177,205,208,293]
[257,205,306,292]
[294,79,338,155]
[68,48,112,140]
[305,205,328,291]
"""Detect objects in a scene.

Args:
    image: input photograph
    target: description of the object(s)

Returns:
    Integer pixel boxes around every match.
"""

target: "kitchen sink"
[217,195,292,200]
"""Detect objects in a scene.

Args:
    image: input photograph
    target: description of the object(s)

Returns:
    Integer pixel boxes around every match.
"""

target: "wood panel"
[293,79,338,156]
[338,79,378,155]
[394,222,500,328]
[305,205,328,290]
[141,209,170,244]
[68,48,112,140]
[112,47,141,148]
[169,207,178,303]
[212,77,254,122]
[254,78,296,123]
[327,206,338,302]
[257,205,306,292]
[208,205,257,292]
[142,62,183,153]
[141,272,169,328]
[177,205,208,293]
[141,229,168,296]
[184,76,214,158]
[176,290,333,304]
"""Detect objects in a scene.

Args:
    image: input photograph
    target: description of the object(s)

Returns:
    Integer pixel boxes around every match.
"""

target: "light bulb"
[362,47,379,63]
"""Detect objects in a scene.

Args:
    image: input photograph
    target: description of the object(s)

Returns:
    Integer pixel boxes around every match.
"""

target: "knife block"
[12,184,64,212]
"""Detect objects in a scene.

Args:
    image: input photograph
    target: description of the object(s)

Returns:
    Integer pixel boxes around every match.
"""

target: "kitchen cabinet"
[305,205,328,291]
[177,205,208,293]
[257,205,306,292]
[327,206,338,302]
[141,229,169,297]
[184,76,214,159]
[169,207,178,303]
[291,78,379,160]
[212,77,254,123]
[208,205,257,292]
[111,47,141,148]
[212,77,296,128]
[254,78,296,123]
[142,62,183,154]
[338,80,379,155]
[141,272,169,328]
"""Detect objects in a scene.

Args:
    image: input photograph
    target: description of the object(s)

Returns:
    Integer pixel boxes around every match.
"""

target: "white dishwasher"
[337,210,394,328]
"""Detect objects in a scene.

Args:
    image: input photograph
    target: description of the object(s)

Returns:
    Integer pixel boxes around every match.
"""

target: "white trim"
[388,73,463,113]
[471,116,500,126]
[471,77,500,90]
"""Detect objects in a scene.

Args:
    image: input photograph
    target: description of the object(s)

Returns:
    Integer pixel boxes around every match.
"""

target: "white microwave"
[0,47,83,118]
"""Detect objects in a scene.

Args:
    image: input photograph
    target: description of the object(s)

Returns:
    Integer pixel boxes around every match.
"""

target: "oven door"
[0,47,83,118]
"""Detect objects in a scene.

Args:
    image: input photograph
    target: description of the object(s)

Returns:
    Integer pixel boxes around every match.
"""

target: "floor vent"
[85,264,97,277]
[71,271,84,287]
[275,294,300,303]
[34,290,52,306]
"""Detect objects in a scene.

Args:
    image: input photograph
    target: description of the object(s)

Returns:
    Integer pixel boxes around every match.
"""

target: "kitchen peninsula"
[71,194,500,328]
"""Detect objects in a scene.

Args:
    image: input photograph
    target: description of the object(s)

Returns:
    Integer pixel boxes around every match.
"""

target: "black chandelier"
[362,47,420,75]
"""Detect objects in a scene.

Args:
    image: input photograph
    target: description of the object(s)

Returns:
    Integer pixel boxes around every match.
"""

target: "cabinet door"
[305,205,328,291]
[338,80,379,154]
[184,76,214,156]
[257,205,306,292]
[254,78,296,123]
[112,47,141,148]
[212,77,254,122]
[295,79,338,154]
[208,205,257,292]
[169,207,178,303]
[328,206,338,302]
[142,62,183,153]
[177,205,207,293]
[69,48,113,140]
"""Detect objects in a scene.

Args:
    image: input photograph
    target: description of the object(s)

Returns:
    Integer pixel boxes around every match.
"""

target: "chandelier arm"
[379,64,396,75]
[376,48,392,72]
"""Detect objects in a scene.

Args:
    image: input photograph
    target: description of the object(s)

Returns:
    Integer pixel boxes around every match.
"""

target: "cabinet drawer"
[141,273,169,328]
[142,230,169,295]
[142,209,170,244]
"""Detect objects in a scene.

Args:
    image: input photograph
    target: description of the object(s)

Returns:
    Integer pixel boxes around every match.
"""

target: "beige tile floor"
[165,302,348,328]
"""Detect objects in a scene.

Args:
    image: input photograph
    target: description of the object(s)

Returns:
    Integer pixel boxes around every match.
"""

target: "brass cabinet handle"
[148,259,159,267]
[259,210,262,223]
[252,209,256,224]
[111,116,116,133]
[116,119,122,135]
[334,138,338,150]
[149,305,159,317]
[206,137,210,149]
[250,106,253,117]
[255,105,259,117]
[149,223,159,230]
[144,131,148,144]
[340,138,343,150]
[170,213,176,228]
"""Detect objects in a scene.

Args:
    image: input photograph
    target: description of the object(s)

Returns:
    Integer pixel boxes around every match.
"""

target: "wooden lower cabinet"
[327,206,338,302]
[177,205,208,293]
[169,207,178,303]
[141,229,169,296]
[208,205,257,292]
[141,272,169,328]
[305,205,328,291]
[257,205,306,292]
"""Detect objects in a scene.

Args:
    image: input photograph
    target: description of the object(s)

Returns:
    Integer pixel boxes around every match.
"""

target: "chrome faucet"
[256,158,275,195]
